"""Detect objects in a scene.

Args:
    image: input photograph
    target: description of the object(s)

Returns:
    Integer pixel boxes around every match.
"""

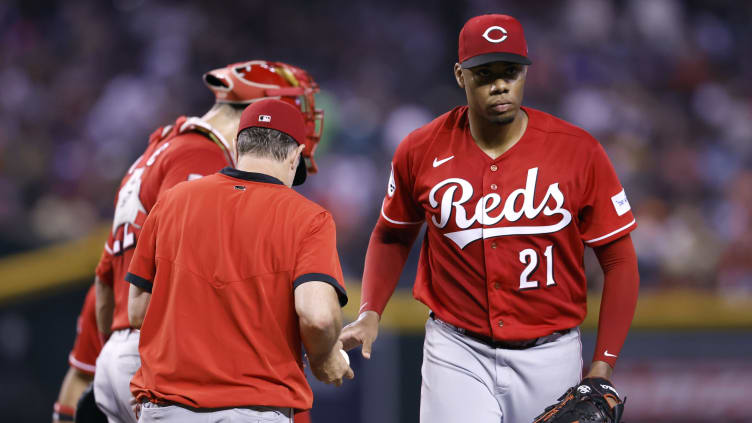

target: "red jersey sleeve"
[68,284,103,374]
[578,142,637,247]
[380,138,424,227]
[293,211,347,306]
[125,199,161,293]
[94,244,114,287]
[592,235,640,367]
[157,141,229,197]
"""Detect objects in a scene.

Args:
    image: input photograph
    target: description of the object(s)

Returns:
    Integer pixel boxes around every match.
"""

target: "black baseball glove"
[75,384,108,423]
[532,377,625,423]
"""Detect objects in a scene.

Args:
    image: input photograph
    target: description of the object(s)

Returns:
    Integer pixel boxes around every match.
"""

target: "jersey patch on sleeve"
[187,173,203,181]
[387,163,396,198]
[611,189,631,216]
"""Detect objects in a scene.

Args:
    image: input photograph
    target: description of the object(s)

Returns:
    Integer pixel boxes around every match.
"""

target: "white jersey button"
[490,164,498,171]
[497,320,504,328]
[491,242,497,249]
[490,183,498,190]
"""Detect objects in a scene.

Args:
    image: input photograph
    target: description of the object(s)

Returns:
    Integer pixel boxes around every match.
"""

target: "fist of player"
[340,349,350,365]
[309,341,354,387]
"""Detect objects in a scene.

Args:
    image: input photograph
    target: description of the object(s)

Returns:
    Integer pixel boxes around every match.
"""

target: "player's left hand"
[532,377,624,423]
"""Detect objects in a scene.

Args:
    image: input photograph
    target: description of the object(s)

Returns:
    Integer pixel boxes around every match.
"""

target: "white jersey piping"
[380,200,423,226]
[68,353,96,373]
[584,219,636,244]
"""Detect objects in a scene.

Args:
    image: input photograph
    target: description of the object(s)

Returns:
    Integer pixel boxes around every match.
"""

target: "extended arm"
[339,218,421,358]
[94,276,114,338]
[53,367,93,423]
[585,234,639,380]
[295,281,352,386]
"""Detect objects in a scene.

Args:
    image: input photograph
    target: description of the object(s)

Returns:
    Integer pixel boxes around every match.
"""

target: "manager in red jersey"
[125,99,353,423]
[340,14,640,423]
[92,60,323,423]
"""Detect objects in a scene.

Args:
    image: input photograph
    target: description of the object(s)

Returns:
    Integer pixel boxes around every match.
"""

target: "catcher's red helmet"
[203,60,324,173]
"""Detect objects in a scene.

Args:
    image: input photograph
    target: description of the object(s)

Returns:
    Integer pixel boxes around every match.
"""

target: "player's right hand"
[339,310,380,359]
[309,340,354,387]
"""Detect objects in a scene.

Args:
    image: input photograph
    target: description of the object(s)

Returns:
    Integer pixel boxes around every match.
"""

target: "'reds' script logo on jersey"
[429,167,572,249]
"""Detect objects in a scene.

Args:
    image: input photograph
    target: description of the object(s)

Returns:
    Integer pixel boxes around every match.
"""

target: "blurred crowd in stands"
[1,0,750,295]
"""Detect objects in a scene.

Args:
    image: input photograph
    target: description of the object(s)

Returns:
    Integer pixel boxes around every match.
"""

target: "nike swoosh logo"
[604,350,617,358]
[433,156,454,167]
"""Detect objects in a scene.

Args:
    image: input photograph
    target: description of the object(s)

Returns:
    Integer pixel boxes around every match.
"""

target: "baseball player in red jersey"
[125,99,352,422]
[339,14,640,423]
[92,61,322,423]
[53,284,105,423]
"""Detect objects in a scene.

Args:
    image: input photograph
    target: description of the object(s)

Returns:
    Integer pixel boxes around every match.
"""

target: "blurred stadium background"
[1,0,751,421]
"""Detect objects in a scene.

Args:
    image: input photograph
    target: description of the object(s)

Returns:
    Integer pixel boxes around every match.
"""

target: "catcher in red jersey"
[339,14,639,423]
[92,60,322,423]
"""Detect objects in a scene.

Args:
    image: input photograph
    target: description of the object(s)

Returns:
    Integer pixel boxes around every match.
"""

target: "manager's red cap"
[238,99,309,185]
[458,14,532,68]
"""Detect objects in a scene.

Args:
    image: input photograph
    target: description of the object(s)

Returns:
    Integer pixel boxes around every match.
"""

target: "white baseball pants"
[93,329,141,423]
[420,316,582,423]
[138,402,294,422]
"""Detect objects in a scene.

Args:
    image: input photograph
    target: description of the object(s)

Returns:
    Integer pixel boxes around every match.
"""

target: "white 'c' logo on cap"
[482,26,507,43]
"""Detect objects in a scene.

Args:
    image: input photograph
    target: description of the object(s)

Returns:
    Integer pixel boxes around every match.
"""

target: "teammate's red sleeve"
[68,284,103,375]
[125,200,161,292]
[361,135,423,315]
[94,243,114,287]
[359,218,422,316]
[157,141,229,196]
[293,211,347,306]
[591,234,639,367]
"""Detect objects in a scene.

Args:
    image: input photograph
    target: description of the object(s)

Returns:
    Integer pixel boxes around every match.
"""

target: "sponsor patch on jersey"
[387,163,396,197]
[611,189,631,216]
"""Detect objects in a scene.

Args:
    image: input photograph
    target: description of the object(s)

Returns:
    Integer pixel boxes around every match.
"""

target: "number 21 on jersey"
[519,245,556,290]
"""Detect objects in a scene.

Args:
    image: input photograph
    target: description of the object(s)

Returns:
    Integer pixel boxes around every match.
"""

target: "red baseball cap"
[237,98,309,185]
[458,14,532,68]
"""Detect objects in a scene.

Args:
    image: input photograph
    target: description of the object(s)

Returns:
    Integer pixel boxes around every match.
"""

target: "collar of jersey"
[220,167,285,185]
[180,117,236,167]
